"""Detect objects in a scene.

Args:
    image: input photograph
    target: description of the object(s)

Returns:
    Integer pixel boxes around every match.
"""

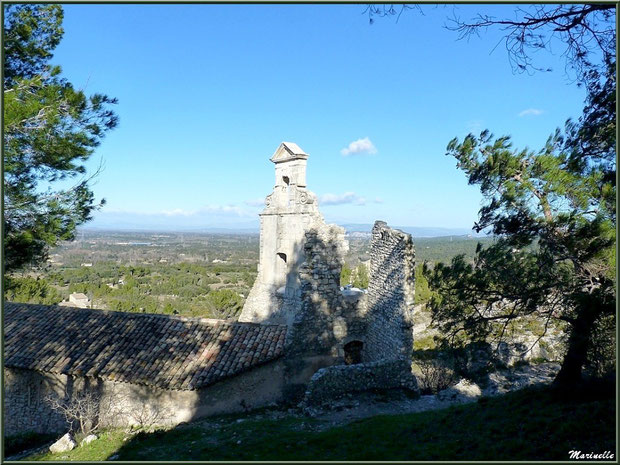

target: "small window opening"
[282,176,290,185]
[277,252,287,263]
[344,340,363,365]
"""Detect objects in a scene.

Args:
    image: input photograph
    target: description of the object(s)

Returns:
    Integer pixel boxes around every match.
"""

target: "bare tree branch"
[446,4,616,81]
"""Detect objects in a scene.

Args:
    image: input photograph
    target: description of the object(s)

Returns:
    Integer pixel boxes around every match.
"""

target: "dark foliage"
[3,4,118,272]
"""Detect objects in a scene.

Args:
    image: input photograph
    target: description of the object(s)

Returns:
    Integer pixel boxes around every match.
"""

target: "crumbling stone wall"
[365,221,416,361]
[285,227,365,360]
[279,227,367,399]
[3,367,196,436]
[284,221,418,403]
[299,358,418,409]
[239,144,419,402]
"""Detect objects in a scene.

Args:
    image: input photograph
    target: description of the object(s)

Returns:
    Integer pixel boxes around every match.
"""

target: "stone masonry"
[300,358,418,410]
[239,142,348,327]
[285,227,366,360]
[240,143,418,403]
[365,221,416,361]
[292,221,419,407]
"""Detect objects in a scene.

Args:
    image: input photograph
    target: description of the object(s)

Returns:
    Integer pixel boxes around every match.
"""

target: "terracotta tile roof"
[4,302,287,391]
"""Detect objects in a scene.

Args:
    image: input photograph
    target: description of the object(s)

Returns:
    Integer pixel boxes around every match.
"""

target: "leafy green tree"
[205,289,243,319]
[414,263,432,305]
[352,263,369,289]
[427,58,616,385]
[3,4,118,272]
[340,263,352,286]
[3,4,63,86]
[241,270,256,287]
[4,275,62,305]
[162,301,176,315]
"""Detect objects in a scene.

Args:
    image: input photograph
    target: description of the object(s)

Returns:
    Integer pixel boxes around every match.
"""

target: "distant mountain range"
[340,224,486,238]
[82,222,486,238]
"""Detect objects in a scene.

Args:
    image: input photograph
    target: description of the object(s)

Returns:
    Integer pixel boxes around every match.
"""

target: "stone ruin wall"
[3,367,199,436]
[299,358,418,410]
[237,143,418,401]
[275,220,416,364]
[364,221,416,362]
[281,221,418,401]
[286,221,418,405]
[284,226,365,360]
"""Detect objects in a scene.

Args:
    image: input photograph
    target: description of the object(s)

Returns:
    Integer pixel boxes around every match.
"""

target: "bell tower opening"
[275,252,288,284]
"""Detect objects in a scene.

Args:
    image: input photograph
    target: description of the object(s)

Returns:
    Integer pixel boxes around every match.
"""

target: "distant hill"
[81,223,260,234]
[82,222,488,238]
[341,223,487,238]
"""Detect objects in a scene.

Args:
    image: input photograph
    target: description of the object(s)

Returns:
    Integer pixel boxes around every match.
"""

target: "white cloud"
[466,120,484,134]
[166,205,248,217]
[245,197,265,207]
[320,192,367,206]
[340,137,377,156]
[319,192,384,207]
[161,208,195,217]
[106,205,250,218]
[518,108,544,117]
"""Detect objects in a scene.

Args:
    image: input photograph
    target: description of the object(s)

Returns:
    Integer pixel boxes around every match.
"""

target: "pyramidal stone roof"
[270,141,308,163]
[4,302,287,391]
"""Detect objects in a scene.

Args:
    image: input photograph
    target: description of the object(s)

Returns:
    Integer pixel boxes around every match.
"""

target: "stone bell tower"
[239,142,346,325]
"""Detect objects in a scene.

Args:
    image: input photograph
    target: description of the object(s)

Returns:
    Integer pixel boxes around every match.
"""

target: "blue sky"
[50,4,592,231]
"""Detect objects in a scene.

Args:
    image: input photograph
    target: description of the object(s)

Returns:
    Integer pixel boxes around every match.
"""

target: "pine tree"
[3,4,118,271]
[427,59,616,385]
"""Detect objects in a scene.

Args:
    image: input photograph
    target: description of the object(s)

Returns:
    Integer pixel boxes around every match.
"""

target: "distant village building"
[4,142,417,436]
[58,292,91,309]
[47,254,63,265]
[69,292,90,308]
[80,263,93,267]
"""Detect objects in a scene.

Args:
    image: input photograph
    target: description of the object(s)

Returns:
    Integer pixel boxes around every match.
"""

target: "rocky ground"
[301,362,560,429]
[191,362,561,433]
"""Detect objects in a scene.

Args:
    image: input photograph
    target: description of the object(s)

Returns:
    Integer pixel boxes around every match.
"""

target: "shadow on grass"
[4,432,57,457]
[111,383,615,462]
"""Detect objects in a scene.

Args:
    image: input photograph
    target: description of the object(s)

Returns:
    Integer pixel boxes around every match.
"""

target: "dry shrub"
[413,357,457,395]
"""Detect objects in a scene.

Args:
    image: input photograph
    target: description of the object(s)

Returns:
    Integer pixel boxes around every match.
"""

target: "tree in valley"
[352,263,369,289]
[340,263,352,286]
[3,275,62,305]
[3,4,118,273]
[205,289,244,319]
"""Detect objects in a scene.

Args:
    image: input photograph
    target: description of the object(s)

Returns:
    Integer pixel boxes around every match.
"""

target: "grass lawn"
[24,383,615,461]
[22,430,127,461]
